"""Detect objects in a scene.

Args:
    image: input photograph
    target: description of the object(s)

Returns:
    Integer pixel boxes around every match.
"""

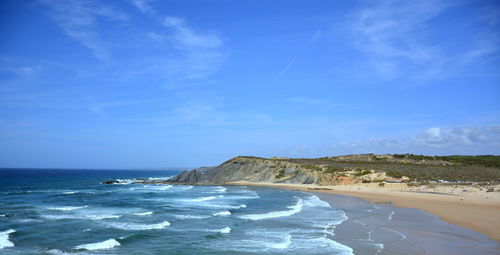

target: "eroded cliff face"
[168,156,324,185]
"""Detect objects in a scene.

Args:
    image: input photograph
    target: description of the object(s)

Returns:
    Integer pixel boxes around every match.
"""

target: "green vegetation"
[276,154,500,181]
[323,167,346,173]
[392,154,500,168]
[354,170,372,176]
[275,169,285,179]
[385,171,403,178]
[302,164,322,171]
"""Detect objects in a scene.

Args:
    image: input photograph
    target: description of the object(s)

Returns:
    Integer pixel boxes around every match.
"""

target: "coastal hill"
[167,154,500,185]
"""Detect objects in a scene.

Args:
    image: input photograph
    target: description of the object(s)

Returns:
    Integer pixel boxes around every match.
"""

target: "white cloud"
[350,0,447,78]
[38,0,128,61]
[331,125,500,155]
[130,0,155,14]
[350,1,500,79]
[161,16,226,81]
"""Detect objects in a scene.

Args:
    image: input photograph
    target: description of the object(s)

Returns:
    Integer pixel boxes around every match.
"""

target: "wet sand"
[230,181,500,243]
[315,193,500,255]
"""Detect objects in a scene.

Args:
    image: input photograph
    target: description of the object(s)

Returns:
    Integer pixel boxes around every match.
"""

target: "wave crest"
[0,229,15,249]
[76,238,120,250]
[239,197,303,220]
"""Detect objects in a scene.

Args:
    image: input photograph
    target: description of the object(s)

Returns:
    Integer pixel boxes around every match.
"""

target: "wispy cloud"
[38,0,128,61]
[350,1,500,79]
[130,0,156,14]
[0,57,42,78]
[459,6,500,64]
[350,0,450,78]
[162,16,226,82]
[276,30,321,79]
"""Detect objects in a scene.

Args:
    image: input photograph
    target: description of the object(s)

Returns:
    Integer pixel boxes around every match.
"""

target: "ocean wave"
[134,211,153,216]
[114,179,136,185]
[210,227,231,234]
[106,220,171,230]
[47,206,87,211]
[213,211,231,216]
[42,214,122,220]
[239,197,303,220]
[303,195,331,208]
[75,238,120,250]
[305,236,353,254]
[147,177,173,181]
[196,203,246,210]
[173,214,211,220]
[143,185,172,191]
[62,191,78,195]
[204,186,227,194]
[222,195,260,200]
[269,234,292,249]
[182,195,223,202]
[0,229,15,249]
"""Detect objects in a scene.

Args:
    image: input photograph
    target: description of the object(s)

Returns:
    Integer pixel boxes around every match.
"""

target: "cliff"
[167,154,500,185]
[168,156,322,185]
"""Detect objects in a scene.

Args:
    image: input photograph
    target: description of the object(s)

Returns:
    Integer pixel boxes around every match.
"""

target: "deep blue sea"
[0,169,357,255]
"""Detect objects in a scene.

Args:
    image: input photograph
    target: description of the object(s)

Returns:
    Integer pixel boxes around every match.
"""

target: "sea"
[0,169,498,255]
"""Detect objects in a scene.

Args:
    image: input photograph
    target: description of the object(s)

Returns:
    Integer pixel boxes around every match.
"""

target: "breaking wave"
[239,197,303,220]
[75,238,120,250]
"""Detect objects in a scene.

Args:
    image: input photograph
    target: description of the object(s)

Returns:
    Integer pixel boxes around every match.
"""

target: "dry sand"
[230,181,500,242]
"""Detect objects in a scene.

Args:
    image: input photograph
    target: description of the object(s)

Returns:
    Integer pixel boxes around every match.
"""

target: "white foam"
[106,220,170,230]
[0,229,15,249]
[270,234,292,249]
[76,238,120,250]
[239,197,303,220]
[143,185,172,191]
[134,211,153,216]
[218,227,231,234]
[42,214,121,220]
[62,191,78,195]
[211,186,227,193]
[88,215,122,220]
[0,215,5,217]
[199,203,246,210]
[183,195,222,202]
[213,211,231,216]
[303,195,331,208]
[173,214,210,220]
[114,179,135,185]
[47,206,87,211]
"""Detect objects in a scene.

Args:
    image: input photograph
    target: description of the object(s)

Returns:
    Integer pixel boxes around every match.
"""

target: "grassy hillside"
[261,154,500,182]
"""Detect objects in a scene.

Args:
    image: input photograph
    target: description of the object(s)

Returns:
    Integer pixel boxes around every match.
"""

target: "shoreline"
[229,181,500,242]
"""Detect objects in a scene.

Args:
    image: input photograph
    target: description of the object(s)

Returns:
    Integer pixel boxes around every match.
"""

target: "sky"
[0,0,499,169]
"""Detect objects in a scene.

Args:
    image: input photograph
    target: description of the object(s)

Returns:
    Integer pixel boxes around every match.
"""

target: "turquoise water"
[0,169,356,255]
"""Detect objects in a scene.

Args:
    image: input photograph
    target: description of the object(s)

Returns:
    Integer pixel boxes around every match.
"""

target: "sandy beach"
[230,181,500,242]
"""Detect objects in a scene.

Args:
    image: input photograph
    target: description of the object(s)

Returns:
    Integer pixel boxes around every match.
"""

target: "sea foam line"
[106,220,171,230]
[134,211,153,216]
[239,197,303,220]
[213,211,231,216]
[0,229,15,249]
[76,238,120,250]
[47,206,87,211]
[182,195,222,202]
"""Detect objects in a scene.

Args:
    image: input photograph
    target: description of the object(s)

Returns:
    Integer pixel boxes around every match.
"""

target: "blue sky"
[1,0,499,169]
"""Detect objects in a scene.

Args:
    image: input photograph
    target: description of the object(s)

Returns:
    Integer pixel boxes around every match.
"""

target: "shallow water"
[0,169,355,255]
